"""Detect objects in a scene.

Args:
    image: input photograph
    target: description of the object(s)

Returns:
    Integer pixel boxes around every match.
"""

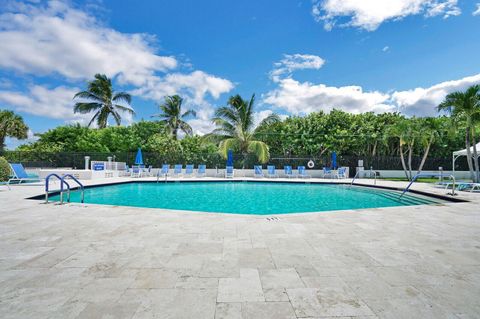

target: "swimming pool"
[47,181,441,215]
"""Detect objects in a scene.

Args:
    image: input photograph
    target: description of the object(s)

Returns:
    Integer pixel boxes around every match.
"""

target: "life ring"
[307,160,315,169]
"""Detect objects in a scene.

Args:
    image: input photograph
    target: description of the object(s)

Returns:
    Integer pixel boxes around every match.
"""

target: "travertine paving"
[0,179,479,318]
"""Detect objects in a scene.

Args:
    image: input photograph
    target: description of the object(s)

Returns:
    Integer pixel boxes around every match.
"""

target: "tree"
[211,94,279,164]
[386,118,416,180]
[73,74,135,128]
[0,110,29,152]
[152,95,196,140]
[438,85,480,182]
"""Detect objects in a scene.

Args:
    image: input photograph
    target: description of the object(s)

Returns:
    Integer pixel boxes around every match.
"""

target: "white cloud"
[271,54,325,81]
[186,104,216,136]
[263,74,480,117]
[264,78,393,115]
[0,85,84,121]
[0,1,234,111]
[132,71,234,105]
[312,0,461,31]
[473,3,480,16]
[0,1,177,85]
[382,46,390,52]
[392,74,480,116]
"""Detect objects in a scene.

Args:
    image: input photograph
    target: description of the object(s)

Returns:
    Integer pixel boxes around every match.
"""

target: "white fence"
[90,161,127,171]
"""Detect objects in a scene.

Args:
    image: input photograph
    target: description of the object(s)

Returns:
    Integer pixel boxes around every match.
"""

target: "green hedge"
[0,157,10,182]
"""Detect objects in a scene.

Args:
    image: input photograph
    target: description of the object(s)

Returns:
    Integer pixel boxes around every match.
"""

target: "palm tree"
[73,74,135,128]
[0,110,29,152]
[151,95,196,140]
[211,94,280,164]
[438,85,480,182]
[386,118,416,180]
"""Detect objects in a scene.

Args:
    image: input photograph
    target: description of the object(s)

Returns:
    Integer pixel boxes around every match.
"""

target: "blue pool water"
[48,181,440,215]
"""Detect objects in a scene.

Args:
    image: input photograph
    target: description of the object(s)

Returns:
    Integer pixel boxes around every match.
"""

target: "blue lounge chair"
[284,165,295,178]
[267,165,278,178]
[225,166,234,178]
[298,166,311,178]
[323,167,333,178]
[197,164,206,177]
[185,164,194,177]
[336,167,347,179]
[131,165,142,178]
[158,164,170,177]
[254,165,264,178]
[8,163,42,185]
[173,164,183,177]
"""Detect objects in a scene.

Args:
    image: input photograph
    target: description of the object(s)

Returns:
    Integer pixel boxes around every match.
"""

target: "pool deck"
[1,177,479,318]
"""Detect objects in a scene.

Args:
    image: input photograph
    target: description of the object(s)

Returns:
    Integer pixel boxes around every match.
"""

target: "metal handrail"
[350,170,361,185]
[399,173,455,199]
[351,170,379,186]
[45,173,70,203]
[60,174,84,204]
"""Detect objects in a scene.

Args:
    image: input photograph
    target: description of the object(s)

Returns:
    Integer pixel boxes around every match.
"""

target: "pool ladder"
[351,169,378,186]
[45,173,84,204]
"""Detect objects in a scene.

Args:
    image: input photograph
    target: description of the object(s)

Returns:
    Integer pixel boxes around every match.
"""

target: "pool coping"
[27,179,468,204]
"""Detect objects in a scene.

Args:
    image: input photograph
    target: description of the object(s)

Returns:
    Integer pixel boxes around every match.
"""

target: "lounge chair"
[284,165,295,178]
[456,182,480,192]
[254,165,264,178]
[143,165,153,177]
[197,164,206,177]
[225,166,234,178]
[336,167,347,179]
[8,163,42,185]
[185,164,194,177]
[173,164,183,177]
[298,166,311,178]
[131,165,142,178]
[158,164,170,178]
[323,167,333,178]
[267,165,278,178]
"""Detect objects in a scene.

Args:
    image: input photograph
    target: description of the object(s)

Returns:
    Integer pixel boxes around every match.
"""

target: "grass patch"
[378,177,440,183]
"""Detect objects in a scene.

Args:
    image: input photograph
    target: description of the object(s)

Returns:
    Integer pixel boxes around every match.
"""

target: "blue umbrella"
[226,149,234,167]
[331,151,337,169]
[135,148,144,165]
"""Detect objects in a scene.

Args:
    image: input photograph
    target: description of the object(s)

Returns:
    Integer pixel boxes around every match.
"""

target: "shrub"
[0,157,10,182]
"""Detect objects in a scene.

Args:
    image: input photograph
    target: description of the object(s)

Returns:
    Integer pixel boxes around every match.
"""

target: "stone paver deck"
[0,178,479,318]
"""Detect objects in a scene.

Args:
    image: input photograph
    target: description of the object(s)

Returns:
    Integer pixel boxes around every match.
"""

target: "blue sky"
[1,0,480,148]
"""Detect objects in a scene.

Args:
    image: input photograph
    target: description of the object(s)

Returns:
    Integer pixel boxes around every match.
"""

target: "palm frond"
[112,92,132,104]
[218,138,240,159]
[114,104,135,114]
[74,102,102,114]
[247,140,270,163]
[178,120,194,136]
[182,109,197,118]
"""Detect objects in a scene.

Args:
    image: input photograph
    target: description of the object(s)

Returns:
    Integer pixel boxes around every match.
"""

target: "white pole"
[84,156,90,170]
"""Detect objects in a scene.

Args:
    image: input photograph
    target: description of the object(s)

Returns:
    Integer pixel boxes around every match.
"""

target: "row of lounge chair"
[252,165,347,179]
[253,165,311,178]
[436,180,480,192]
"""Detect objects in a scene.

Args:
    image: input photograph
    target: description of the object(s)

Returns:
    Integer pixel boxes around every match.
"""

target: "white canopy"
[453,142,480,156]
[452,142,480,173]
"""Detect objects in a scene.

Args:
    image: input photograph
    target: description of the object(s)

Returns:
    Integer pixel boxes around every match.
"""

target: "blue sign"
[93,163,105,171]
